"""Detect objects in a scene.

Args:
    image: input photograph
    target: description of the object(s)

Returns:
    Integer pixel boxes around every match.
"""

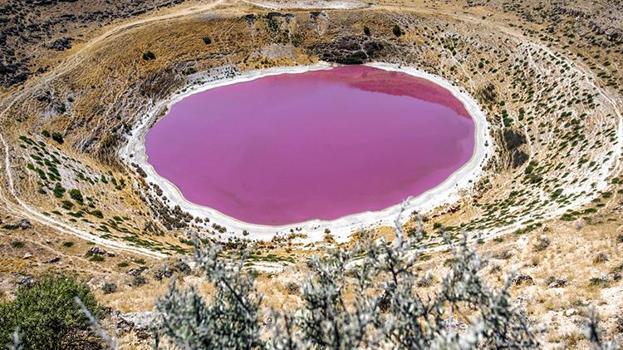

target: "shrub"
[363,25,371,36]
[392,24,403,37]
[41,130,50,138]
[10,241,24,248]
[7,229,617,349]
[534,236,551,252]
[142,51,156,61]
[53,183,65,198]
[131,275,147,287]
[69,189,83,204]
[589,276,609,288]
[51,132,64,144]
[202,36,212,45]
[593,253,609,264]
[101,282,117,295]
[154,244,262,349]
[154,225,540,349]
[0,275,100,349]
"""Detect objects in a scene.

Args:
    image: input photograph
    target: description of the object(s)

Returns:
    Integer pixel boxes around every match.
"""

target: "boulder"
[513,274,534,286]
[45,256,61,264]
[88,246,107,256]
[19,219,32,229]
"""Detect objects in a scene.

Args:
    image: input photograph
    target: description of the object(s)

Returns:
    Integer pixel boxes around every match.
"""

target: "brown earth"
[0,0,621,348]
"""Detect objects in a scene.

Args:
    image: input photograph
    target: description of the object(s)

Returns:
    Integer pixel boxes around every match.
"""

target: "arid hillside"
[0,0,621,348]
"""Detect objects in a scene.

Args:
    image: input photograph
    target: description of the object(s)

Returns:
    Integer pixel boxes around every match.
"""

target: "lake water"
[145,65,475,225]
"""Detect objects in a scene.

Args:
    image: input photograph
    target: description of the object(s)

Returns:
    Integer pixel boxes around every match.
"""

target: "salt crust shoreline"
[120,62,492,242]
[242,0,369,10]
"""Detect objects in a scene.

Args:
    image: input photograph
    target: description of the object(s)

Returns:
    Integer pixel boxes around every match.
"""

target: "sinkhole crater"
[145,65,476,226]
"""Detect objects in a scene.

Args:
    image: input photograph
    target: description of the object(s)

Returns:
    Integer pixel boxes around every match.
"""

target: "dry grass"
[0,0,621,348]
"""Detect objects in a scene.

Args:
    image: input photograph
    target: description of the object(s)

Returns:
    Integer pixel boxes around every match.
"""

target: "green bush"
[142,51,156,61]
[10,241,24,248]
[53,183,65,198]
[0,275,101,349]
[69,189,83,204]
[51,132,64,144]
[392,24,403,37]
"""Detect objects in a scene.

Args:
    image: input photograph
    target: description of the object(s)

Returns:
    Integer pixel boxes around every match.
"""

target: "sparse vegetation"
[154,230,539,348]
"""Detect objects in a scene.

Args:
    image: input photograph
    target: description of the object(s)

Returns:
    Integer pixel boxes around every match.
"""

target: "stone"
[88,246,107,255]
[564,308,576,317]
[128,266,147,277]
[116,311,155,339]
[16,274,34,286]
[513,274,534,286]
[153,265,173,281]
[19,219,32,230]
[45,256,61,264]
[547,278,568,288]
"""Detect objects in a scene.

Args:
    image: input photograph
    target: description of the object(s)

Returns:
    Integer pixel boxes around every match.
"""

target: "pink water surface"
[145,65,475,225]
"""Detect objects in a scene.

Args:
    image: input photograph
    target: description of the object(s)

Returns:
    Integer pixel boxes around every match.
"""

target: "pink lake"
[145,65,475,225]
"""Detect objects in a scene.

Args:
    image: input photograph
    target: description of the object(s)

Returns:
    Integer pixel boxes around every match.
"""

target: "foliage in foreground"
[154,218,543,349]
[0,275,101,350]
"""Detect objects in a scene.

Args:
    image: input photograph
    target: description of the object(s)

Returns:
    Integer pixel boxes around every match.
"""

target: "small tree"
[0,275,101,349]
[363,26,371,37]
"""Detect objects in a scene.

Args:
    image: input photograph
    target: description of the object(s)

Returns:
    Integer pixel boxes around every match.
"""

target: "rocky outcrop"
[309,35,391,64]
